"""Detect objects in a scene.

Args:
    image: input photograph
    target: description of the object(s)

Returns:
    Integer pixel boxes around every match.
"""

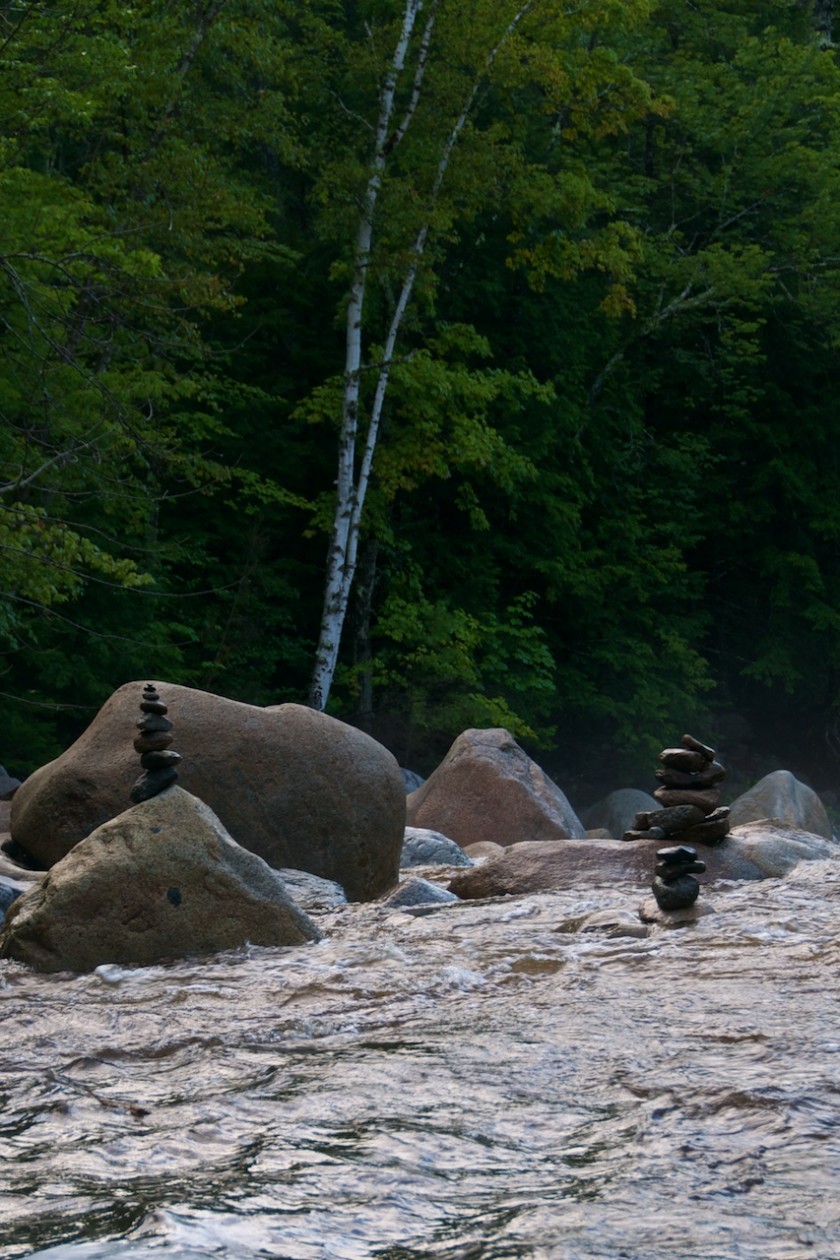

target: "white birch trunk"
[309,0,535,710]
[309,0,425,709]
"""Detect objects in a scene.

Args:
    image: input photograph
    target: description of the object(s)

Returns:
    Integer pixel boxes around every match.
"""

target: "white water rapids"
[1,860,839,1260]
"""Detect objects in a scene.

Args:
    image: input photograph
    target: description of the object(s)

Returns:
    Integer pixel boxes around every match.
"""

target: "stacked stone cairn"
[130,683,182,804]
[651,843,706,911]
[622,732,731,848]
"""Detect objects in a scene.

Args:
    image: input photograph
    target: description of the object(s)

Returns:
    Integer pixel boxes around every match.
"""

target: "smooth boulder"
[447,822,834,899]
[728,770,833,839]
[382,877,459,910]
[448,839,653,898]
[0,786,319,973]
[581,788,659,838]
[406,728,585,849]
[401,828,473,868]
[10,681,405,901]
[704,820,834,879]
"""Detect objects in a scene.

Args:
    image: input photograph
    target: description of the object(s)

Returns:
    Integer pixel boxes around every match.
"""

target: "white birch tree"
[307,0,656,709]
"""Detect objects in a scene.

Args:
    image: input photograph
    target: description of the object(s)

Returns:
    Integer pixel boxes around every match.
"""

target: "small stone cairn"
[651,843,706,911]
[622,732,731,848]
[130,683,182,804]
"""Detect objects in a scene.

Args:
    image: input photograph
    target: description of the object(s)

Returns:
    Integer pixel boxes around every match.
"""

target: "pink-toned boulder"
[447,821,835,899]
[10,681,405,901]
[406,728,585,849]
[448,839,652,898]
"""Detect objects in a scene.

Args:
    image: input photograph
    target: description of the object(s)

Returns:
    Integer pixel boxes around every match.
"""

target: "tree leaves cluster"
[3,0,840,797]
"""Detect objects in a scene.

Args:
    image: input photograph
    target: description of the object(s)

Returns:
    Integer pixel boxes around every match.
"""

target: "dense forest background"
[4,0,840,806]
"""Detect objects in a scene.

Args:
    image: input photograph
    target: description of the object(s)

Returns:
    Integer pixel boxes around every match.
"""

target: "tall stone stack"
[622,733,730,847]
[130,683,182,803]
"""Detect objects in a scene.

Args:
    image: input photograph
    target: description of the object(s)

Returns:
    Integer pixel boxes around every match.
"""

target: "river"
[1,860,839,1260]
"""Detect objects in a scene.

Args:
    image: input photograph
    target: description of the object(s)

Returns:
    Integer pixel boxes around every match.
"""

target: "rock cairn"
[651,843,706,911]
[622,733,731,847]
[130,683,181,804]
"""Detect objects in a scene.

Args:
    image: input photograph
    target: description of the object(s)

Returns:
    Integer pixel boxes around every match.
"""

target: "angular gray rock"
[402,768,425,794]
[382,877,460,909]
[10,681,405,901]
[0,786,319,973]
[275,869,348,913]
[0,879,22,920]
[728,770,832,839]
[581,788,659,838]
[401,827,473,868]
[406,728,585,849]
[0,766,21,801]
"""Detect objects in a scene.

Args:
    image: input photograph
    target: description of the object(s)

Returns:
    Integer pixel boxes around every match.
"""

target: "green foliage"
[5,0,840,793]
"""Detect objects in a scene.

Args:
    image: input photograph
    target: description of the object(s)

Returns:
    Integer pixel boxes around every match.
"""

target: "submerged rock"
[638,898,716,927]
[406,728,585,849]
[0,786,319,974]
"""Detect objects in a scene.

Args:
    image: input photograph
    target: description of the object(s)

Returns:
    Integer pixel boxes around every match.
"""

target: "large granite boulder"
[580,788,659,839]
[447,821,834,899]
[728,770,833,839]
[448,839,653,898]
[406,728,585,849]
[10,681,405,901]
[0,786,319,973]
[704,819,835,879]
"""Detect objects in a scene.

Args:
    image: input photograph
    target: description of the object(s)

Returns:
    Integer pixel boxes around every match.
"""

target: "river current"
[1,860,839,1260]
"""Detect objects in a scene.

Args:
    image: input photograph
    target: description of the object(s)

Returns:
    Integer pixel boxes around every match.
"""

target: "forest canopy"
[3,0,840,798]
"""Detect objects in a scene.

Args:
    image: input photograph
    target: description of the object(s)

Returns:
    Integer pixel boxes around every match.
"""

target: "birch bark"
[309,0,536,710]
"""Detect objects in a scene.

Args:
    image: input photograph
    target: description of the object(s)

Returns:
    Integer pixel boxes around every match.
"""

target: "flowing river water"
[1,860,839,1260]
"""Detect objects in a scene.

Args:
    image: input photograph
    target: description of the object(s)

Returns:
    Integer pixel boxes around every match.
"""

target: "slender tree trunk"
[308,0,536,710]
[308,0,429,709]
[814,0,834,47]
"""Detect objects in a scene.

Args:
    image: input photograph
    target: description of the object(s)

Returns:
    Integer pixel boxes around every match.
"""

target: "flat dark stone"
[621,827,667,843]
[653,785,721,813]
[655,761,726,789]
[651,873,700,911]
[677,812,731,847]
[133,732,173,754]
[140,700,168,716]
[655,859,706,878]
[656,844,699,864]
[140,750,182,771]
[680,734,716,761]
[135,714,173,733]
[658,748,709,773]
[129,766,179,803]
[636,804,706,834]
